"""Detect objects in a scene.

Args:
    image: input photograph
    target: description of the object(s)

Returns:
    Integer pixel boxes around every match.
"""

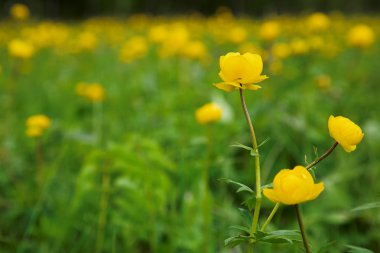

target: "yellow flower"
[259,21,280,42]
[271,43,291,59]
[26,114,51,137]
[328,115,364,152]
[214,52,268,92]
[10,3,30,21]
[307,13,330,32]
[347,24,375,48]
[195,103,222,124]
[8,39,35,59]
[119,36,148,63]
[78,32,97,51]
[263,166,324,205]
[290,39,309,55]
[76,82,105,102]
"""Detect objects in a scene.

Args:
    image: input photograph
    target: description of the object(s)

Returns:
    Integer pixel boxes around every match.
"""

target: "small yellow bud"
[307,13,330,32]
[263,166,324,205]
[195,103,222,124]
[328,115,364,152]
[26,115,51,138]
[259,21,280,42]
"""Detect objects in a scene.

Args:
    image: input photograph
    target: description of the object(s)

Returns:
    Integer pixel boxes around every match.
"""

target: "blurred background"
[1,0,380,18]
[1,1,380,253]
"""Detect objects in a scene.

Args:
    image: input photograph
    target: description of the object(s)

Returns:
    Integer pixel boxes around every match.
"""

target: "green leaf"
[261,183,273,189]
[257,137,270,148]
[254,230,302,245]
[238,208,253,227]
[317,241,337,253]
[242,195,256,211]
[219,178,254,194]
[224,235,252,248]
[351,202,380,212]
[345,245,374,253]
[229,225,251,235]
[231,142,259,157]
[231,142,253,151]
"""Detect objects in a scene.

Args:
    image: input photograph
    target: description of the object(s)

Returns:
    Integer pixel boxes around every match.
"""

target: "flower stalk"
[239,89,262,242]
[306,142,338,170]
[295,204,311,253]
[261,203,281,232]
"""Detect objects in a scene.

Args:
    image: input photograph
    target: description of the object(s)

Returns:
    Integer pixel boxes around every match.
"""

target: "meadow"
[1,6,380,253]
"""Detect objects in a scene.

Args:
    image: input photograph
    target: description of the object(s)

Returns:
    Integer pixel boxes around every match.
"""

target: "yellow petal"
[263,189,280,203]
[244,84,262,90]
[253,75,269,83]
[306,182,325,201]
[220,54,250,82]
[242,53,263,79]
[213,82,238,92]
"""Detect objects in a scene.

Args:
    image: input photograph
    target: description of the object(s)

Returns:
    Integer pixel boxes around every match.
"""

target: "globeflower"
[10,3,30,20]
[307,12,330,32]
[26,115,51,138]
[347,24,375,48]
[328,115,364,152]
[195,103,222,124]
[263,166,324,205]
[8,39,35,59]
[76,82,105,102]
[214,52,268,92]
[259,21,280,42]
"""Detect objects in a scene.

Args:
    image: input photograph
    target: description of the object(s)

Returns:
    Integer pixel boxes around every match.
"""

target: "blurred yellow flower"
[10,3,30,21]
[78,32,97,51]
[214,52,268,92]
[229,26,247,44]
[271,43,291,59]
[263,166,324,205]
[26,115,51,137]
[119,36,148,63]
[195,103,222,124]
[315,74,331,89]
[76,82,105,102]
[290,39,309,55]
[328,115,364,152]
[259,21,280,42]
[347,24,375,48]
[307,12,330,32]
[8,39,35,59]
[181,41,208,61]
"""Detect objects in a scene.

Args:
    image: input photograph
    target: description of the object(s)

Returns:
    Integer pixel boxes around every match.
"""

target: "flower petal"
[263,189,280,203]
[213,82,238,92]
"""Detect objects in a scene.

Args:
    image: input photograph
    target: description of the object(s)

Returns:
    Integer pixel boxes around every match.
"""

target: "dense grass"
[1,12,380,253]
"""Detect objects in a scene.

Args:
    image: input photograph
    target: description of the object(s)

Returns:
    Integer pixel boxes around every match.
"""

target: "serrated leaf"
[345,245,374,253]
[242,195,256,211]
[219,178,254,194]
[254,230,302,245]
[229,225,251,235]
[238,208,253,227]
[225,235,252,248]
[351,202,380,212]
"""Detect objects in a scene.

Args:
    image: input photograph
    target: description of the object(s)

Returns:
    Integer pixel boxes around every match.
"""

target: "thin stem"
[239,89,262,237]
[295,205,311,253]
[35,137,44,187]
[306,142,338,170]
[261,203,280,232]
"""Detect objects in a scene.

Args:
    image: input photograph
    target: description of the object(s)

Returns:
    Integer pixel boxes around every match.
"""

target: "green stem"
[239,89,262,238]
[295,205,311,253]
[306,142,338,170]
[261,203,280,232]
